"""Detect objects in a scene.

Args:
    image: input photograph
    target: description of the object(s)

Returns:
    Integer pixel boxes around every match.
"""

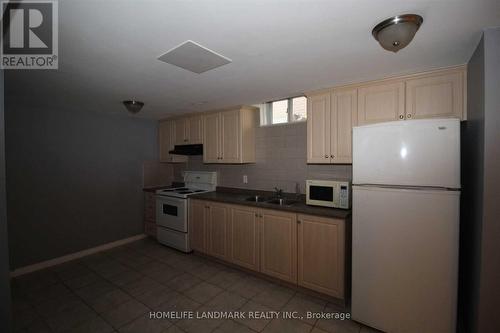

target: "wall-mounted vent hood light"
[169,144,203,156]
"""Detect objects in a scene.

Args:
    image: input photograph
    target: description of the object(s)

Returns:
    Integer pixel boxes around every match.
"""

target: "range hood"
[169,144,203,156]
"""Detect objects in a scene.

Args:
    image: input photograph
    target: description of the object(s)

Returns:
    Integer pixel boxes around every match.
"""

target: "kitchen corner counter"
[189,188,351,220]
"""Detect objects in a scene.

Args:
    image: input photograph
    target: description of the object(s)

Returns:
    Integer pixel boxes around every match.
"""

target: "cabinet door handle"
[399,115,404,119]
[255,213,258,217]
[297,220,301,224]
[407,113,412,119]
[330,155,334,158]
[325,155,329,158]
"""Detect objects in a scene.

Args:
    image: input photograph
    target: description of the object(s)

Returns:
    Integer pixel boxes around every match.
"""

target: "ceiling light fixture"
[123,100,144,114]
[372,14,423,52]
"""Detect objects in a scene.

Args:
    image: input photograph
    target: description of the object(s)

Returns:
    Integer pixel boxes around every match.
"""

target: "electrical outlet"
[243,175,248,184]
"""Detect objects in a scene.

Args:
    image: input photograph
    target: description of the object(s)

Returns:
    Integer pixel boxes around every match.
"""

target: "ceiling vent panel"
[158,40,232,74]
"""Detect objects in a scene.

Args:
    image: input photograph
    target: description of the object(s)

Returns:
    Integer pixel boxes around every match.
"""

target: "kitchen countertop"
[189,187,351,220]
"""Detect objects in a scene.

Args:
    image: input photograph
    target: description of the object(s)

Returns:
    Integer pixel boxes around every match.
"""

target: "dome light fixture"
[372,14,423,52]
[123,100,144,114]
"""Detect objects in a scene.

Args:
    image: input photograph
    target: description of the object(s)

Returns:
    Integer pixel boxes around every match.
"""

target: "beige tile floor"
[11,238,380,333]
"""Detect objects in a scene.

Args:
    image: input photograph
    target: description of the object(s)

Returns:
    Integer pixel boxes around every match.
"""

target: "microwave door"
[309,185,335,207]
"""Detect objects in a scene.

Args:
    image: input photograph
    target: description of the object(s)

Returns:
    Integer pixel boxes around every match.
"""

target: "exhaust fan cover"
[158,40,232,74]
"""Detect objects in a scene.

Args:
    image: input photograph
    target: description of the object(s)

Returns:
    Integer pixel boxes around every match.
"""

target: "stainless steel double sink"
[244,195,299,206]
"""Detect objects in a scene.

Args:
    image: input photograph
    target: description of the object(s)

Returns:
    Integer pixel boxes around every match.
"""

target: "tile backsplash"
[143,160,174,187]
[173,122,351,193]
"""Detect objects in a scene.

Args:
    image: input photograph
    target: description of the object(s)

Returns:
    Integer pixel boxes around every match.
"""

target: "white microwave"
[306,180,351,209]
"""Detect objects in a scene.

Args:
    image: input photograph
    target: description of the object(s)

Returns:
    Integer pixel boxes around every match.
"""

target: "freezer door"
[351,186,459,333]
[353,119,460,188]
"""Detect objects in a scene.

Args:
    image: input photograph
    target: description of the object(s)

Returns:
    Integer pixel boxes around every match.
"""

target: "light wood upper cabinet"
[357,80,405,125]
[331,88,357,164]
[189,200,208,253]
[260,209,297,284]
[307,88,357,164]
[203,112,220,163]
[203,106,257,164]
[171,114,203,145]
[220,110,241,163]
[229,205,260,271]
[405,70,465,120]
[306,66,466,165]
[188,115,203,144]
[307,93,331,163]
[207,203,230,261]
[173,117,188,145]
[158,120,188,163]
[159,120,173,161]
[298,214,345,298]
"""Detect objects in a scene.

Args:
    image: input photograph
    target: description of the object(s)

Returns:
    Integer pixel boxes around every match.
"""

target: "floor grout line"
[13,238,362,333]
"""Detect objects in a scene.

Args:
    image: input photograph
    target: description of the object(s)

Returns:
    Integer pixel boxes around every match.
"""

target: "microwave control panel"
[339,185,349,208]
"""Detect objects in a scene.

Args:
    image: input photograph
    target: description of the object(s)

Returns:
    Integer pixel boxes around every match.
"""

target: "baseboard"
[10,234,147,278]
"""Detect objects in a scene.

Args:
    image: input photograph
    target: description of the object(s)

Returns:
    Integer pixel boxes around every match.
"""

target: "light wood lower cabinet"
[189,200,346,299]
[189,200,208,253]
[207,203,230,261]
[297,214,345,298]
[229,205,260,271]
[260,209,298,284]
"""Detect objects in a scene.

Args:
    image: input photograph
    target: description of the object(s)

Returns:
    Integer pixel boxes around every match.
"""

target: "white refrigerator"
[351,119,460,333]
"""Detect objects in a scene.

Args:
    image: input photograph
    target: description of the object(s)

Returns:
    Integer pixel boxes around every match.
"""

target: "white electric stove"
[155,171,217,252]
[156,187,211,199]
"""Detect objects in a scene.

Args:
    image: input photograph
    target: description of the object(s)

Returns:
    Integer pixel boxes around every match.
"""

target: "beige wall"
[173,122,351,193]
[477,27,500,333]
[460,27,500,333]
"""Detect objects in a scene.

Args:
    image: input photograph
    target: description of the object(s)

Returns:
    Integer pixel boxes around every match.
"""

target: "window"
[259,96,307,126]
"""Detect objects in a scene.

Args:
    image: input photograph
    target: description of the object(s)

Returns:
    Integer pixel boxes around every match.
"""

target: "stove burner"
[194,190,205,192]
[161,187,189,192]
[177,191,193,194]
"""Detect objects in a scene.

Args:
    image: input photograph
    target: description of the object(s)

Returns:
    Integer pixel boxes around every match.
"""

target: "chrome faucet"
[295,182,301,197]
[274,187,284,198]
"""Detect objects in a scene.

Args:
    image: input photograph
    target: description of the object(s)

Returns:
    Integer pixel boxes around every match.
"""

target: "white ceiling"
[5,0,500,119]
